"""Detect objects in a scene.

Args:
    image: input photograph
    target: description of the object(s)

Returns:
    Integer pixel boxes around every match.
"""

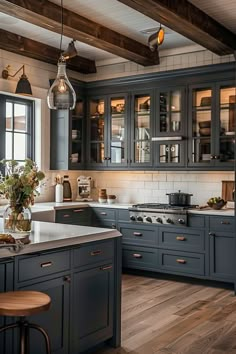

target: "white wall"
[0,48,234,206]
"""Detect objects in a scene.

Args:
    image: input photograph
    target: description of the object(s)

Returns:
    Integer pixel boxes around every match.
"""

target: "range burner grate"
[131,203,198,210]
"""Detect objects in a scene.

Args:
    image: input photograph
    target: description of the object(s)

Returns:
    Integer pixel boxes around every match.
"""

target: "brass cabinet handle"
[132,253,142,259]
[90,250,102,256]
[176,236,186,241]
[100,265,112,271]
[100,212,107,215]
[63,214,70,218]
[133,232,143,237]
[220,221,230,225]
[64,275,71,283]
[41,261,53,268]
[176,259,186,264]
[73,209,84,213]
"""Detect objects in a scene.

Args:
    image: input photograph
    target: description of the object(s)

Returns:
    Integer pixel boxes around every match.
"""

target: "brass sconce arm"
[2,65,26,79]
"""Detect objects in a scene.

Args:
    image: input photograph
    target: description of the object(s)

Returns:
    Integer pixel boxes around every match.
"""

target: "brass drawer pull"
[176,259,186,264]
[132,253,142,259]
[133,232,143,237]
[64,275,71,283]
[220,221,230,225]
[63,214,70,218]
[90,250,102,256]
[41,261,53,268]
[100,212,107,216]
[100,265,112,271]
[176,236,186,241]
[73,209,84,213]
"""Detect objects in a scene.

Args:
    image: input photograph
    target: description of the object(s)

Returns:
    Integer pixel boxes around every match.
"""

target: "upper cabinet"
[87,94,129,168]
[188,80,235,169]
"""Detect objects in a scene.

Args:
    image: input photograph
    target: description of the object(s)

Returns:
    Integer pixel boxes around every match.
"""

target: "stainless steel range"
[129,203,198,226]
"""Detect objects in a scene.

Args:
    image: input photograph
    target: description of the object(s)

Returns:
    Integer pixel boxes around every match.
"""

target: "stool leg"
[29,323,51,354]
[0,322,18,333]
[19,318,28,354]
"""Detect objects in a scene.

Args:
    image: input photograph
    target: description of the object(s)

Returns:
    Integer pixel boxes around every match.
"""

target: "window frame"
[0,94,35,174]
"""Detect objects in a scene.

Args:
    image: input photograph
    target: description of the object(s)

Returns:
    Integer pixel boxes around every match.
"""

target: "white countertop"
[0,219,121,258]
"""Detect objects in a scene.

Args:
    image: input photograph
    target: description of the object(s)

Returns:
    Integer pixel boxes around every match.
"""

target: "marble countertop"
[0,219,121,259]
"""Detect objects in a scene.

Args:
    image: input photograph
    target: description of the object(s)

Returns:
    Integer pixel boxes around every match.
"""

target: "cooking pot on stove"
[166,190,193,206]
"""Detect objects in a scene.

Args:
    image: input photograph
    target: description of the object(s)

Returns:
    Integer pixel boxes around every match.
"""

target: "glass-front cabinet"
[188,82,235,168]
[152,86,186,167]
[70,99,84,167]
[130,93,152,166]
[87,94,128,167]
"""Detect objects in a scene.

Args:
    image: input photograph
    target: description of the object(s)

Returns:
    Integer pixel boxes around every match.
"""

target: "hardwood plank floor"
[96,274,236,354]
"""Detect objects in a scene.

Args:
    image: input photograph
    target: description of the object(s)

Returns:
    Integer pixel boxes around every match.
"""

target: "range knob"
[137,216,143,222]
[146,217,152,223]
[178,218,185,225]
[166,218,173,224]
[130,215,136,221]
[156,217,163,224]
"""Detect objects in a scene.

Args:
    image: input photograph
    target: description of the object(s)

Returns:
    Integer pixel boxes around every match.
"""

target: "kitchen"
[0,0,236,353]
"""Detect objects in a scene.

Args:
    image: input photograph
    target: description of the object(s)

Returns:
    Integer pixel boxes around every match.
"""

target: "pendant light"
[148,24,165,52]
[47,0,76,110]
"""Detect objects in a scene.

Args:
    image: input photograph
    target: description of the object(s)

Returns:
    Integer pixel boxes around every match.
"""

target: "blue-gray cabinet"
[55,207,92,226]
[0,258,14,354]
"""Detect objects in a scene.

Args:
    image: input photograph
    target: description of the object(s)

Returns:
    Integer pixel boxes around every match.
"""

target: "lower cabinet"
[122,245,158,271]
[209,231,235,282]
[16,276,70,354]
[71,265,114,353]
[55,207,92,226]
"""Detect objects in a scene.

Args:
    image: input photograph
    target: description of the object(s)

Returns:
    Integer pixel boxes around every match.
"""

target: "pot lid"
[166,190,193,196]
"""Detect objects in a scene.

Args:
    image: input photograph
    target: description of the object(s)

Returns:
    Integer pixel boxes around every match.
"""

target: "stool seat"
[0,291,51,317]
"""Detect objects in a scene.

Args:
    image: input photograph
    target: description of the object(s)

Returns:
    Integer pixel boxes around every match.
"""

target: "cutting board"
[222,181,235,201]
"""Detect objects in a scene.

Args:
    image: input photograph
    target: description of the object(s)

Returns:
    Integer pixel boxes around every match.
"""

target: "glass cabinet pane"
[220,87,235,134]
[110,97,125,164]
[133,94,151,164]
[192,89,212,137]
[159,90,181,133]
[192,138,211,163]
[90,143,104,164]
[89,99,105,141]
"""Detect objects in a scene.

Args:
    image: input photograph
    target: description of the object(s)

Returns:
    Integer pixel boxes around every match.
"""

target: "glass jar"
[3,204,32,233]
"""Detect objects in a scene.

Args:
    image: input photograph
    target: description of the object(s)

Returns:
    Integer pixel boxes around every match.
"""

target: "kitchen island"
[0,219,122,354]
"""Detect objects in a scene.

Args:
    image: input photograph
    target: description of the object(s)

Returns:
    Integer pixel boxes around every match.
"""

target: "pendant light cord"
[59,0,64,56]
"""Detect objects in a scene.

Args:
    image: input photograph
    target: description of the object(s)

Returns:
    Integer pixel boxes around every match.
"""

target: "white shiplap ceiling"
[0,0,236,65]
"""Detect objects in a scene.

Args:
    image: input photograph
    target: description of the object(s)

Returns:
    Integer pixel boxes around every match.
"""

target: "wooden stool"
[0,290,51,354]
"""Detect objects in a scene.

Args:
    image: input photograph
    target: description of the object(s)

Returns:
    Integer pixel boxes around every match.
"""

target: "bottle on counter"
[63,175,72,202]
[55,175,63,203]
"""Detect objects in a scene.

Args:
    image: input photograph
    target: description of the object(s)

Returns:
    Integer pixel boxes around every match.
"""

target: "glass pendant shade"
[47,60,76,110]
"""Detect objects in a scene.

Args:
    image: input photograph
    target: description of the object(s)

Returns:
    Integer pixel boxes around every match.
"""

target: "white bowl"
[107,199,116,204]
[98,198,107,203]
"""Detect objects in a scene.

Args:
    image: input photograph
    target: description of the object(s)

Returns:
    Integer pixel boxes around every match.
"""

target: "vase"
[3,204,32,233]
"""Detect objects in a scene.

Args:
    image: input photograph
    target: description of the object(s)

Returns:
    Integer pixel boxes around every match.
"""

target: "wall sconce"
[1,65,32,95]
[148,25,165,52]
[62,40,78,60]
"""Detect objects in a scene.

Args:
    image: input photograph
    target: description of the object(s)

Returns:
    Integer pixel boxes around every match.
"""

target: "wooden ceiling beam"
[0,29,96,74]
[117,0,236,55]
[0,0,159,66]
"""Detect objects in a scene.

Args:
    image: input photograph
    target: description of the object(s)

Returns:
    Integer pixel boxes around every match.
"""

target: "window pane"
[14,133,26,160]
[5,132,12,159]
[6,102,12,130]
[14,104,27,132]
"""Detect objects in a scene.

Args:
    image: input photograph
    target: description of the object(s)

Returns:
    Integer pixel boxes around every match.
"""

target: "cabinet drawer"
[56,207,91,225]
[73,240,114,268]
[209,216,235,232]
[18,250,71,282]
[93,208,116,221]
[159,228,204,252]
[122,245,158,270]
[159,250,204,276]
[120,224,157,246]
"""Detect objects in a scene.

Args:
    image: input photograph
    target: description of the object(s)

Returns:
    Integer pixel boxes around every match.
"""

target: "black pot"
[166,190,193,206]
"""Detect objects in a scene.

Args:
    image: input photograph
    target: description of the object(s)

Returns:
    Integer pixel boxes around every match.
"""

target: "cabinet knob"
[176,259,186,264]
[64,275,71,283]
[111,223,116,229]
[209,232,215,237]
[133,232,143,237]
[132,253,142,259]
[90,250,102,256]
[176,236,186,241]
[100,265,112,271]
[220,221,230,225]
[73,209,84,213]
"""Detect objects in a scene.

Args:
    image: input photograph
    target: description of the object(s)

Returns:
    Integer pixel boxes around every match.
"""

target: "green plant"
[0,159,45,208]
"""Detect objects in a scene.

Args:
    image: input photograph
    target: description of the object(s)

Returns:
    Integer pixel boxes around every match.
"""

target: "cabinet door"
[153,140,186,167]
[214,82,235,167]
[70,98,85,169]
[71,265,114,353]
[188,84,214,167]
[107,94,129,167]
[209,232,235,282]
[0,260,14,354]
[130,92,152,167]
[87,96,107,167]
[17,276,70,354]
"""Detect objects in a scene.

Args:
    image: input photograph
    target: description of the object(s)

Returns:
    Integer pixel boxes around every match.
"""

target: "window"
[0,94,34,173]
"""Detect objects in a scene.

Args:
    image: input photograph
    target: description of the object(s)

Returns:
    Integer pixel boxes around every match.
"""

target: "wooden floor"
[97,274,236,354]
